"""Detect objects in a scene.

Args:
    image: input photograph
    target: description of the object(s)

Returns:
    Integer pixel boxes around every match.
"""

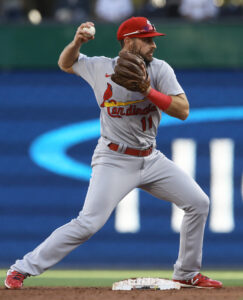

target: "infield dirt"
[1,287,243,300]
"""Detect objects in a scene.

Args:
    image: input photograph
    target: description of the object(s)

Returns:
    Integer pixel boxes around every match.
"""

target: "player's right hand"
[73,22,95,47]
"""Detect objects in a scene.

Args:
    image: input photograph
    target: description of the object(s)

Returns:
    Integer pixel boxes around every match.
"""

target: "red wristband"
[146,88,172,111]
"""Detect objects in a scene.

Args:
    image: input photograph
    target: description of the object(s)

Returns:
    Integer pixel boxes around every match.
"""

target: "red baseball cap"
[117,17,165,41]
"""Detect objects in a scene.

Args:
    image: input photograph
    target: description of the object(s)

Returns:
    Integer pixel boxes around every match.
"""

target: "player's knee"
[76,213,103,239]
[195,193,210,215]
[85,222,101,237]
[184,193,209,216]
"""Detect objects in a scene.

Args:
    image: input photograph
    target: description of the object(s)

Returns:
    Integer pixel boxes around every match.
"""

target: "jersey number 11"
[141,115,152,131]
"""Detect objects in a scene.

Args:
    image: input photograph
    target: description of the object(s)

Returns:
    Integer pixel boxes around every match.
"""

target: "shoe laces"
[11,271,26,281]
[196,273,209,281]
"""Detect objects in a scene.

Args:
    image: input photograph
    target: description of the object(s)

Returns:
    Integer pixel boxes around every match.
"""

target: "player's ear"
[123,37,133,50]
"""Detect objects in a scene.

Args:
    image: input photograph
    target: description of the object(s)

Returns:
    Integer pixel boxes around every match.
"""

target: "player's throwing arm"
[58,22,95,74]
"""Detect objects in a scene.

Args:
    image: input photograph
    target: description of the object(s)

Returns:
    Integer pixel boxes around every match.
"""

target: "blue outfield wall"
[0,69,243,268]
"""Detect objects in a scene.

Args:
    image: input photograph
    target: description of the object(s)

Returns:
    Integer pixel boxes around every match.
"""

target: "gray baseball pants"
[12,138,209,280]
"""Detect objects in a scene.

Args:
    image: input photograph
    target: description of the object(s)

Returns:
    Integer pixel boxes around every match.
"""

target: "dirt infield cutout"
[1,287,243,300]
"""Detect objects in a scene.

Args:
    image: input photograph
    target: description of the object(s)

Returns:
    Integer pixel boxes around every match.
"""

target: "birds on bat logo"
[100,83,156,118]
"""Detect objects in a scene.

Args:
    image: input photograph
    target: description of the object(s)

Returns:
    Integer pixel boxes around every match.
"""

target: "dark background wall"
[1,22,243,69]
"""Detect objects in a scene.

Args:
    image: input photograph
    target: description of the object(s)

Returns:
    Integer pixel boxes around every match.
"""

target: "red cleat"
[173,273,223,288]
[4,270,27,289]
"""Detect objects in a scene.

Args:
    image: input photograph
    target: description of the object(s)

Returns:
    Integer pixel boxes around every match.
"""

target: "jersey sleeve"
[156,61,184,96]
[72,53,101,88]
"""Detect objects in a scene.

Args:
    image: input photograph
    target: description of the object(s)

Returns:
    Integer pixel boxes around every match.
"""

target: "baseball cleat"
[173,273,223,288]
[4,269,27,289]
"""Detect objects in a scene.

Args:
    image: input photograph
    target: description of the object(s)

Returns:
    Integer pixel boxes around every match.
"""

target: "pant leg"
[12,158,140,276]
[140,150,209,280]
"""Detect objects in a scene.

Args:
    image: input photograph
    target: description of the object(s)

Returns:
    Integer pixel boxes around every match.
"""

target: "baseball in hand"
[83,26,96,37]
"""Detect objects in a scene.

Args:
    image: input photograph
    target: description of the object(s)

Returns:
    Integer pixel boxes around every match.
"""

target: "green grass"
[1,269,243,287]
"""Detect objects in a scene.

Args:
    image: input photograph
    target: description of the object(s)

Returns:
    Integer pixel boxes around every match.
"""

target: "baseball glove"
[111,51,150,93]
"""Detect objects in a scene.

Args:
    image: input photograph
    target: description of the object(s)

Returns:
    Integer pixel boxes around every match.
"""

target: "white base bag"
[112,277,181,291]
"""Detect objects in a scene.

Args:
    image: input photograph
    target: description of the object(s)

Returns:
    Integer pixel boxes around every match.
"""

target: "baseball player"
[5,17,222,289]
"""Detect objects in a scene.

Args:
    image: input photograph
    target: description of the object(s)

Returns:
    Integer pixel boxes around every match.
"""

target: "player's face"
[133,37,157,63]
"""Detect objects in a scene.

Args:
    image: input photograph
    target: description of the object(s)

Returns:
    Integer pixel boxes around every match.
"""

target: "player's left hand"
[111,51,151,94]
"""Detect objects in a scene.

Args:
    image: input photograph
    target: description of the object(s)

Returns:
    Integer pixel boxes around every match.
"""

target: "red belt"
[108,143,153,157]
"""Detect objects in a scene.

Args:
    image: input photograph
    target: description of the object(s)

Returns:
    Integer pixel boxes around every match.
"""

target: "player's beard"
[144,55,152,66]
[142,48,154,65]
[140,52,153,67]
[129,42,152,66]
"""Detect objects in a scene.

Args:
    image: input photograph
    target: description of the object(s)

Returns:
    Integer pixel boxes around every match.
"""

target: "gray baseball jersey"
[11,54,209,281]
[72,54,184,149]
